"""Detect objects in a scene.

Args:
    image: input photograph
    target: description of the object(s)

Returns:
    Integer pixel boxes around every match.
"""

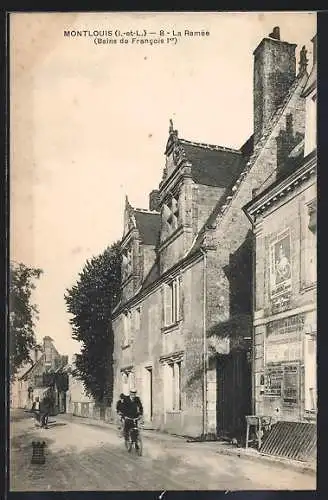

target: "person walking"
[32,397,41,426]
[40,393,51,429]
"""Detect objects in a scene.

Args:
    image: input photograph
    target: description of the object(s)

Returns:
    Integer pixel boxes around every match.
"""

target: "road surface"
[9,410,316,491]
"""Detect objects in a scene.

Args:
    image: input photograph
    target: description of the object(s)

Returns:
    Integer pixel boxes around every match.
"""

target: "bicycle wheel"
[136,435,142,456]
[126,433,133,453]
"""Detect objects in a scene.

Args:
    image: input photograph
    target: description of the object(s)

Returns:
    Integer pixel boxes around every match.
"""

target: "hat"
[129,388,137,394]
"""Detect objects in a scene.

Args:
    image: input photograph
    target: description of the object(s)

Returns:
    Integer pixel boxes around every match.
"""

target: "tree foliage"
[9,261,43,381]
[64,242,121,405]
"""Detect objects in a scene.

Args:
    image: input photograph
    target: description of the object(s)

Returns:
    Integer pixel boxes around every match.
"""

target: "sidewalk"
[58,413,316,475]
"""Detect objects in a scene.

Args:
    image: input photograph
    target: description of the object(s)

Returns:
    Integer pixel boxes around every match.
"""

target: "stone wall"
[253,175,316,422]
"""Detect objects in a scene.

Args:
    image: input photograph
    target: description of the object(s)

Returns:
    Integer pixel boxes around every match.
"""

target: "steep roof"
[133,209,160,246]
[140,259,160,291]
[179,139,246,188]
[188,71,308,254]
[19,354,45,381]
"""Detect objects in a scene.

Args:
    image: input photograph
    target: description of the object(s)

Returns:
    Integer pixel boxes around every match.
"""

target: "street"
[10,410,316,491]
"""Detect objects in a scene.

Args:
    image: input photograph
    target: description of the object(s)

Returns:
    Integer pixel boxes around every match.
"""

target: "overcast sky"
[10,12,316,358]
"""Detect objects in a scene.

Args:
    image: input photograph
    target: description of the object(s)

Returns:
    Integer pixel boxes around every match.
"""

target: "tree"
[9,261,43,381]
[64,242,121,406]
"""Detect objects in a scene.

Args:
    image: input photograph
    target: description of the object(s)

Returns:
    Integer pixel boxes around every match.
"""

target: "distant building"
[66,355,95,417]
[112,27,313,439]
[244,35,317,424]
[10,347,42,409]
[13,336,69,413]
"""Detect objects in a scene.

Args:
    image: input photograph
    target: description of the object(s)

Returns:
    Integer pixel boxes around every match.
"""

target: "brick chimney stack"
[253,27,297,144]
[149,189,160,211]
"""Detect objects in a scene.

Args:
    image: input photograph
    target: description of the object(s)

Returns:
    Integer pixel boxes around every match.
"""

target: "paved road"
[10,410,316,491]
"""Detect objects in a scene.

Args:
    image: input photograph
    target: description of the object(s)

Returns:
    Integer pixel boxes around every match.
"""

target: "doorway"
[216,350,252,438]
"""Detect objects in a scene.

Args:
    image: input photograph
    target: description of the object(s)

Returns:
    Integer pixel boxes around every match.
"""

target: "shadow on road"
[46,422,67,428]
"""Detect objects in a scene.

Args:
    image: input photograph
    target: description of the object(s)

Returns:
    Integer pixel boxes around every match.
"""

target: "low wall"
[71,401,114,423]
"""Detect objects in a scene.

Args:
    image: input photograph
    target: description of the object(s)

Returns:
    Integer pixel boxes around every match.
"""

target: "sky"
[10,11,316,358]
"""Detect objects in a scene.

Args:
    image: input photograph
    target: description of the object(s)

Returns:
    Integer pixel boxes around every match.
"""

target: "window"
[135,307,141,331]
[164,361,182,411]
[122,246,132,280]
[162,194,180,237]
[163,277,182,327]
[122,371,129,394]
[122,310,132,348]
[305,199,317,286]
[304,335,317,412]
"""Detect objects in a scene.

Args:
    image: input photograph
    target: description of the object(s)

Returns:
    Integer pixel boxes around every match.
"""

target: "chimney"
[149,189,160,211]
[253,27,297,144]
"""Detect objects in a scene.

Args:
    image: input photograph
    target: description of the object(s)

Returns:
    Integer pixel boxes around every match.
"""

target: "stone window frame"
[300,197,317,290]
[121,368,135,393]
[162,275,183,329]
[161,353,183,413]
[122,245,133,282]
[122,309,132,349]
[161,190,181,239]
[304,329,317,413]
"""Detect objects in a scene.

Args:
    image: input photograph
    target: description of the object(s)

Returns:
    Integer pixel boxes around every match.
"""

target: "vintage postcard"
[9,11,317,492]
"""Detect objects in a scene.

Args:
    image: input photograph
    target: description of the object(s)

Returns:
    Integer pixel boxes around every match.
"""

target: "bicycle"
[123,416,143,456]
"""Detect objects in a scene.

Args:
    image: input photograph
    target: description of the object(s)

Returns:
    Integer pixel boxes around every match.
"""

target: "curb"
[213,446,316,475]
[63,414,316,475]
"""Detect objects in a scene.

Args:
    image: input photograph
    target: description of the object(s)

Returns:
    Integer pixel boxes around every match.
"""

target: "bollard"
[31,441,46,464]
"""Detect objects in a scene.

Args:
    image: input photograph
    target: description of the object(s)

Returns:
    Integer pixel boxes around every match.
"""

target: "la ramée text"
[63,30,210,38]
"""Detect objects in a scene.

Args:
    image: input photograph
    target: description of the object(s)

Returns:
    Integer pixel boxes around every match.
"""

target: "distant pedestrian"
[40,394,51,428]
[32,397,41,426]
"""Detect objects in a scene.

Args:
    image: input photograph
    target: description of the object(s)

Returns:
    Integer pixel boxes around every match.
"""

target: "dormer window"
[162,193,180,238]
[122,246,132,281]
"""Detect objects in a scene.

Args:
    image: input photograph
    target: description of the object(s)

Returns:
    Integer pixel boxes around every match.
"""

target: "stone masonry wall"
[253,176,316,422]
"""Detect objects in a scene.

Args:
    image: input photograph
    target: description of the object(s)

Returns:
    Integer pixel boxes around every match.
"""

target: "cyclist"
[122,389,143,448]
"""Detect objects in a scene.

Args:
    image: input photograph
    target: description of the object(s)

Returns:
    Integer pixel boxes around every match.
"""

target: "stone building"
[112,27,312,439]
[16,336,68,413]
[244,35,317,424]
[10,347,42,409]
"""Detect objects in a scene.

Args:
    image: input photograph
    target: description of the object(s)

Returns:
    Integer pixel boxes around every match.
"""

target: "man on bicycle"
[121,389,143,446]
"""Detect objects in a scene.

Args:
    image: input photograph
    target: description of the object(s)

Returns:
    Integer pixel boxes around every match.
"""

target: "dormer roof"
[134,209,160,246]
[122,196,160,248]
[178,139,246,188]
[162,120,248,189]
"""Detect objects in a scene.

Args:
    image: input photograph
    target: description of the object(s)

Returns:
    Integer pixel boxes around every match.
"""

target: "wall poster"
[264,363,283,397]
[269,229,292,313]
[265,314,304,363]
[282,364,299,406]
[264,362,300,407]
